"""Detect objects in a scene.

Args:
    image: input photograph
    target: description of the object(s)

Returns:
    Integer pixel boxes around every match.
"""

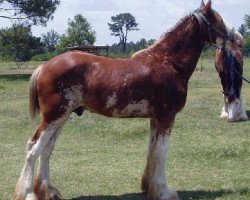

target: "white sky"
[0,0,250,45]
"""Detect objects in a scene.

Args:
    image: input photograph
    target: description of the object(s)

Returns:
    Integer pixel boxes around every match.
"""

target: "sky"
[0,0,250,45]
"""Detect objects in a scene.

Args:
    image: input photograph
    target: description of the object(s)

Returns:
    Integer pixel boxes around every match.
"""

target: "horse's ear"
[200,0,205,8]
[203,0,212,13]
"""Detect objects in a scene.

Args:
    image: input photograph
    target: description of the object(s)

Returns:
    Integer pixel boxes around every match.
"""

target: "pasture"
[0,58,249,200]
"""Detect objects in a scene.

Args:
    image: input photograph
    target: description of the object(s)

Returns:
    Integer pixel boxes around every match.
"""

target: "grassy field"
[0,59,249,200]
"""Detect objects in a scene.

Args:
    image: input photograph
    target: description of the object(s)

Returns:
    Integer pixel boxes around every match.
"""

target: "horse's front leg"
[238,92,248,121]
[220,94,229,119]
[142,117,179,200]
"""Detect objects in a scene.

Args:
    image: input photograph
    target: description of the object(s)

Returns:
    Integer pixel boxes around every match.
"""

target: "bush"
[0,55,15,62]
[32,52,58,61]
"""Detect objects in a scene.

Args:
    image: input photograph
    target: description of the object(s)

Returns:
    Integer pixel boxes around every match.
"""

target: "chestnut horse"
[215,32,248,122]
[14,1,238,200]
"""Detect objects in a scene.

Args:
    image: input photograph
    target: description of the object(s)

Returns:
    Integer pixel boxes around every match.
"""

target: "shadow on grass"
[0,73,31,81]
[65,193,146,200]
[246,110,250,119]
[178,188,248,199]
[66,188,249,200]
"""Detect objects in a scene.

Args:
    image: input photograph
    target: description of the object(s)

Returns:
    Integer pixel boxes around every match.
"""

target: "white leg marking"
[63,85,83,108]
[15,119,66,199]
[14,132,49,199]
[238,92,248,121]
[150,134,178,200]
[144,119,178,200]
[37,125,63,186]
[228,99,240,122]
[220,95,228,119]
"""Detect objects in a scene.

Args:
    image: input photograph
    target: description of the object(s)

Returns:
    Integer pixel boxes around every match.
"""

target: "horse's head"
[224,50,244,122]
[193,0,238,48]
[234,32,244,49]
[215,46,244,122]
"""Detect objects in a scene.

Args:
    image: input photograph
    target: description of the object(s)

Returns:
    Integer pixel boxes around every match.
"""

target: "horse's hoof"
[160,189,179,200]
[147,187,179,200]
[220,111,228,119]
[239,114,248,121]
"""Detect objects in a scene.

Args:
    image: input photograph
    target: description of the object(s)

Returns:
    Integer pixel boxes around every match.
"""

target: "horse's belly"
[85,99,151,118]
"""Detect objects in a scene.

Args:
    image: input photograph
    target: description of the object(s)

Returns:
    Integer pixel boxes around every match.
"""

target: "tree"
[0,23,43,63]
[110,38,156,56]
[57,14,96,51]
[242,14,250,56]
[245,14,250,29]
[42,30,60,52]
[0,0,60,25]
[108,13,139,52]
[238,24,248,37]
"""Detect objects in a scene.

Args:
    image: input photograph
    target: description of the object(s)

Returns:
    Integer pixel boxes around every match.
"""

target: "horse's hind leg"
[13,117,67,200]
[33,124,64,200]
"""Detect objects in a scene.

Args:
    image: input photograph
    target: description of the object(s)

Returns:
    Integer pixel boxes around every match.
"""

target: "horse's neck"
[151,16,205,80]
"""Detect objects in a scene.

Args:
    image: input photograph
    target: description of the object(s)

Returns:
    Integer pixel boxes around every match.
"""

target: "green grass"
[0,59,249,200]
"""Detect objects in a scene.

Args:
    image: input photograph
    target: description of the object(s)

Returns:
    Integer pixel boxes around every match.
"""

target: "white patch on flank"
[106,92,117,108]
[112,99,149,117]
[63,85,83,108]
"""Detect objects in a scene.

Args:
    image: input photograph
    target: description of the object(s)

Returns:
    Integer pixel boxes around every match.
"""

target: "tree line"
[0,11,145,62]
[0,0,250,63]
[238,15,250,56]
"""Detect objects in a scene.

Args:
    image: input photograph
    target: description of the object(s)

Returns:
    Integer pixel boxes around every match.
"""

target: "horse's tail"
[29,64,43,121]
